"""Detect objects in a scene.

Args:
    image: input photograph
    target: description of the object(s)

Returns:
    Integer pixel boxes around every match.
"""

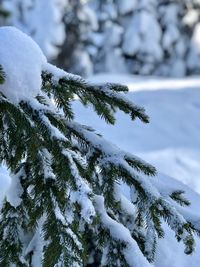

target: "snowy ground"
[73,73,200,267]
[76,74,200,194]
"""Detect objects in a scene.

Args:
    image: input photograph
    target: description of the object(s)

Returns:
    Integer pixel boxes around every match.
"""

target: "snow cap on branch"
[0,26,46,103]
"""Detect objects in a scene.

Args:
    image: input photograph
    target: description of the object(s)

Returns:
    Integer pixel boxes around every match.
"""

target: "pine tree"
[88,0,127,74]
[0,27,200,267]
[0,3,10,25]
[1,0,66,59]
[1,0,97,77]
[88,0,164,75]
[155,0,188,76]
[88,0,200,77]
[55,0,97,77]
[0,6,9,18]
[184,0,200,74]
[122,0,162,75]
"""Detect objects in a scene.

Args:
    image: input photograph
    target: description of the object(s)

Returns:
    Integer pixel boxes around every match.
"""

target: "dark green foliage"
[0,202,26,267]
[0,7,10,19]
[42,71,149,124]
[170,190,190,206]
[0,64,199,267]
[0,65,5,84]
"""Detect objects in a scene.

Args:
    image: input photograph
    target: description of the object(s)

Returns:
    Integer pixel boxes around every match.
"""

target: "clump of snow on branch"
[2,0,66,58]
[0,27,46,103]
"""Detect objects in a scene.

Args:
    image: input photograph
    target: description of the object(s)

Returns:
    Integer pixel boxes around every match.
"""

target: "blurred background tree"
[1,0,200,77]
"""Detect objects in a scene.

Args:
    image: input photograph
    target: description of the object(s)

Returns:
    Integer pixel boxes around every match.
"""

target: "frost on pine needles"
[0,27,200,267]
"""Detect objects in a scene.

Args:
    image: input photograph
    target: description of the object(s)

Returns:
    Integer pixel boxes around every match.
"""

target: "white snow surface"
[71,73,200,267]
[117,0,137,15]
[0,27,46,103]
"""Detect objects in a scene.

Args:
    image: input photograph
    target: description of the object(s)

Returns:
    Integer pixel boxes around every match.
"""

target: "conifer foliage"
[0,65,5,84]
[0,6,9,20]
[0,28,200,267]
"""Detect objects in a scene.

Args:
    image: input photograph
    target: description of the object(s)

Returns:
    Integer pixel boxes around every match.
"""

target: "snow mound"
[0,26,47,103]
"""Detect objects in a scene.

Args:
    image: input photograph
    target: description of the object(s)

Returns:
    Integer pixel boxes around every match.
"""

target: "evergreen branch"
[66,121,156,176]
[1,58,200,266]
[0,65,5,84]
[0,7,10,18]
[42,70,149,124]
[94,195,152,267]
[0,203,24,266]
[170,190,190,206]
[64,121,197,254]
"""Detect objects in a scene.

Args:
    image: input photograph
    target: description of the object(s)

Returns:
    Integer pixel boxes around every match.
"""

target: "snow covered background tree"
[2,0,200,77]
[85,0,127,74]
[87,0,200,76]
[1,0,96,76]
[0,26,200,267]
[1,0,66,59]
[55,0,97,77]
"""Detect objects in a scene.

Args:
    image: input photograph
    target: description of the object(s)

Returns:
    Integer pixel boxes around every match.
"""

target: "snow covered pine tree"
[0,4,9,25]
[1,0,66,59]
[0,27,200,267]
[55,0,97,77]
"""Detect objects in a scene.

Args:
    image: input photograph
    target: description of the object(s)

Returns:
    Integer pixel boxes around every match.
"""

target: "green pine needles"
[0,65,5,84]
[0,63,200,267]
[0,6,10,19]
